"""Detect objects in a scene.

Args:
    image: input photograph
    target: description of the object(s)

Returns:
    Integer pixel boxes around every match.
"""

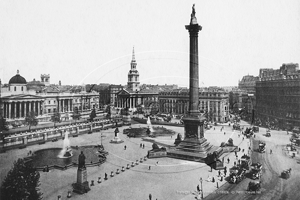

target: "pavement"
[0,120,252,200]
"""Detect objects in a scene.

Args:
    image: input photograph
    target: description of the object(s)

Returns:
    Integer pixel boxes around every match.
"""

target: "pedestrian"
[156,161,159,165]
[197,184,200,192]
[227,158,230,164]
[149,166,151,170]
[140,143,142,148]
[149,193,152,200]
[224,132,226,135]
[124,145,127,150]
[210,165,213,172]
[224,169,227,176]
[270,149,272,154]
[218,170,221,176]
[238,147,241,151]
[234,161,236,166]
[243,137,244,140]
[212,177,215,183]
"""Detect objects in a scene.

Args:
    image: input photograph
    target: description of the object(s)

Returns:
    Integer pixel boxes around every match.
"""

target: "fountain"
[147,117,154,135]
[58,131,73,158]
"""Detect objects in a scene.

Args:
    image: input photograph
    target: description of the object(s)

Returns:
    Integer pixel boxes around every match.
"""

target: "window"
[48,101,51,104]
[21,86,23,91]
[48,109,51,113]
[14,86,16,91]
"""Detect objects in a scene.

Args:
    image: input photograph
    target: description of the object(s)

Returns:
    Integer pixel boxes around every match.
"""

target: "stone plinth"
[110,137,124,144]
[73,168,90,194]
[167,115,222,162]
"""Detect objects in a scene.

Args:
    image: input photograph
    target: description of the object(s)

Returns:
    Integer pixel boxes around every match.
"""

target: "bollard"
[127,164,130,169]
[140,158,143,163]
[67,191,72,198]
[91,180,94,186]
[122,166,125,171]
[98,177,102,183]
[144,156,147,161]
[136,160,139,165]
[116,169,120,174]
[58,195,62,200]
[111,171,114,177]
[131,162,135,167]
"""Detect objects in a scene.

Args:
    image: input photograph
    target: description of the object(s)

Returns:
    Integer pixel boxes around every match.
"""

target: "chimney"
[59,80,61,86]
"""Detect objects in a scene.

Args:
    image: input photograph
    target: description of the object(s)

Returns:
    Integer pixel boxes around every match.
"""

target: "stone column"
[29,101,31,112]
[185,15,202,116]
[13,102,16,118]
[129,97,132,108]
[8,102,11,118]
[19,101,22,118]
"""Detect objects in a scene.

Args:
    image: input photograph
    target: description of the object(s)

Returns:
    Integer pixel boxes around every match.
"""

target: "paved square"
[0,121,251,200]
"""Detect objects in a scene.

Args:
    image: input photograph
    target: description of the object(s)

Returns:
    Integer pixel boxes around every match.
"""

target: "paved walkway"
[0,121,252,200]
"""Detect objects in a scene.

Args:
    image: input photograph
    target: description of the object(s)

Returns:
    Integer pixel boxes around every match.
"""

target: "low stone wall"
[132,117,184,127]
[0,120,121,152]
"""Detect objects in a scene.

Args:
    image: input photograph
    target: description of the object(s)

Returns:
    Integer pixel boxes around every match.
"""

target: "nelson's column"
[168,5,223,163]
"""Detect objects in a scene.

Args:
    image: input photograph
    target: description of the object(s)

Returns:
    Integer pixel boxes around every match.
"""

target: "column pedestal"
[73,168,90,194]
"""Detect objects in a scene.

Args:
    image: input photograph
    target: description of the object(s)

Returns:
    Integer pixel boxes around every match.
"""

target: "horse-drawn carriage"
[229,166,246,184]
[258,141,266,153]
[266,129,271,137]
[233,123,241,130]
[281,168,292,179]
[249,162,262,180]
[240,154,252,170]
[248,181,261,192]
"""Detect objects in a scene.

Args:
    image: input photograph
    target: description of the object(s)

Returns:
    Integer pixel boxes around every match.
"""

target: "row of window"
[9,86,24,91]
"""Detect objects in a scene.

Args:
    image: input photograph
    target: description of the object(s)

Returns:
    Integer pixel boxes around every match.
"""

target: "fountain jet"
[58,130,73,158]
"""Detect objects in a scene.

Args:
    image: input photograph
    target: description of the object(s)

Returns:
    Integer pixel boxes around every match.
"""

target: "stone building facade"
[255,63,300,129]
[1,71,99,122]
[159,87,229,122]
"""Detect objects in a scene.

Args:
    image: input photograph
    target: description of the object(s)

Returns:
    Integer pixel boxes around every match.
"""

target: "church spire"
[132,46,135,61]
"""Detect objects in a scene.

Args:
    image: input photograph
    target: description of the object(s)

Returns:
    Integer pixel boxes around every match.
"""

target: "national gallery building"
[0,71,99,122]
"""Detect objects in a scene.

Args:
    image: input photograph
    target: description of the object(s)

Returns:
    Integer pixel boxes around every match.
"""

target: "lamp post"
[199,177,203,199]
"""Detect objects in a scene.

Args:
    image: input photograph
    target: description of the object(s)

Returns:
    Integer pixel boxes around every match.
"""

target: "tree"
[0,116,9,132]
[51,111,61,127]
[89,108,96,122]
[0,158,42,200]
[25,111,38,131]
[105,105,111,119]
[71,107,81,122]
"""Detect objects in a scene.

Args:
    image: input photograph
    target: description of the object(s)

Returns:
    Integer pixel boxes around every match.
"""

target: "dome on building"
[9,70,27,84]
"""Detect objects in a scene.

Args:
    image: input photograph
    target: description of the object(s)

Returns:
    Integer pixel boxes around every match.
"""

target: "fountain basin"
[27,145,107,170]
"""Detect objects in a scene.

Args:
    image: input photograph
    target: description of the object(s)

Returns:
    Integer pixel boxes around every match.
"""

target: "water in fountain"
[147,117,154,133]
[58,130,73,158]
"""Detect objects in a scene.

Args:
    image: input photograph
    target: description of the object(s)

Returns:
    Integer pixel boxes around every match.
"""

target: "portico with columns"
[2,95,44,118]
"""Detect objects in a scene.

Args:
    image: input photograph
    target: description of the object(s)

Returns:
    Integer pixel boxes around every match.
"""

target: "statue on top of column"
[190,4,198,25]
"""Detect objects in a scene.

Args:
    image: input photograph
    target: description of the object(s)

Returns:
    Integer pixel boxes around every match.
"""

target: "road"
[204,127,300,200]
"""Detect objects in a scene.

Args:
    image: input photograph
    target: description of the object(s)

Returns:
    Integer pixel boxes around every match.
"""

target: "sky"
[0,0,299,87]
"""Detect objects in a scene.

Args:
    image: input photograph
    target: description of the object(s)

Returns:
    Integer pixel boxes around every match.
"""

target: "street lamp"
[199,177,203,199]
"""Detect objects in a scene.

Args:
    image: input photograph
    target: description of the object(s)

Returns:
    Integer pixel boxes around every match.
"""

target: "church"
[116,48,159,112]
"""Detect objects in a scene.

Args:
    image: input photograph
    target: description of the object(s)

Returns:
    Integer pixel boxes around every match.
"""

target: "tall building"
[256,63,300,129]
[127,47,140,92]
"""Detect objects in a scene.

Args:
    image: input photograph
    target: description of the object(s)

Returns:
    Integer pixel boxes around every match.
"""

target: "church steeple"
[127,47,140,91]
[132,46,136,62]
